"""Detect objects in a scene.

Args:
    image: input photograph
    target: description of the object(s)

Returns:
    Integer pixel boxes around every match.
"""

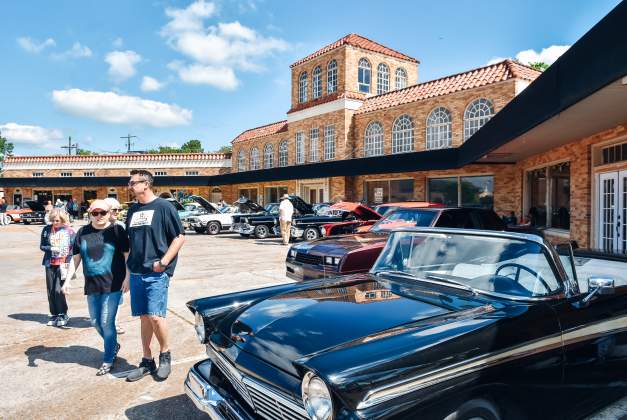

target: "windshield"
[370,209,436,233]
[372,231,562,298]
[265,203,279,214]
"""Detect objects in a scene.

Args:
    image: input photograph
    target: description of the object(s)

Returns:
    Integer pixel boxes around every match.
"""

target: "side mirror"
[582,277,615,305]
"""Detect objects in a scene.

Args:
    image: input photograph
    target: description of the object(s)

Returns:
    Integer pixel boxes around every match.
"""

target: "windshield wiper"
[375,270,476,294]
[373,270,417,278]
[424,274,476,293]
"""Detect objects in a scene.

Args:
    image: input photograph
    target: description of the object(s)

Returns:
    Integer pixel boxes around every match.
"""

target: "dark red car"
[286,207,508,281]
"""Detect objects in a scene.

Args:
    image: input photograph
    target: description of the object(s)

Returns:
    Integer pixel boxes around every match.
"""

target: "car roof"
[380,202,444,208]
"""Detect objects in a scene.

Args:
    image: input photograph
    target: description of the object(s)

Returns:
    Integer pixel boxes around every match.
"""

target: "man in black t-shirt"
[63,199,130,376]
[125,170,185,382]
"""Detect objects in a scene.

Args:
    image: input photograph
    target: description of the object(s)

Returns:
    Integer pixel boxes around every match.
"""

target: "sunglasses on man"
[90,210,109,217]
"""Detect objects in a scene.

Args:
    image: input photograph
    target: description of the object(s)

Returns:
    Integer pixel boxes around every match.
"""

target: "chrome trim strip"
[357,314,627,410]
[243,377,309,418]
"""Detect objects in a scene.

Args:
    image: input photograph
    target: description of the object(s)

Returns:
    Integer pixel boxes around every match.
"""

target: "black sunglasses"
[90,210,109,217]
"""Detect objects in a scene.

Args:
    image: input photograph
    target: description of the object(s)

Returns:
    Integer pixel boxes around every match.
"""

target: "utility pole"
[61,136,78,155]
[120,134,137,153]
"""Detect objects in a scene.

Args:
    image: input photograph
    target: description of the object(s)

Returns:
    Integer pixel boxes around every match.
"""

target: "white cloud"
[51,42,93,60]
[17,37,56,54]
[141,76,165,92]
[515,45,570,66]
[487,45,571,67]
[161,1,289,88]
[0,122,63,144]
[105,50,142,82]
[51,89,192,127]
[112,37,124,48]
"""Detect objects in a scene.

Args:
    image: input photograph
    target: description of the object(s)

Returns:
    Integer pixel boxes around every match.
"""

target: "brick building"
[2,3,627,251]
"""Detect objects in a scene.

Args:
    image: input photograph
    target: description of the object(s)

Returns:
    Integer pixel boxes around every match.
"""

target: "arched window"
[296,132,305,164]
[327,59,337,94]
[464,98,494,141]
[358,58,371,93]
[278,140,288,167]
[364,121,384,157]
[298,71,308,103]
[237,149,247,172]
[377,63,389,95]
[312,66,322,100]
[250,147,260,170]
[426,107,452,150]
[395,67,407,90]
[264,143,274,169]
[392,115,414,153]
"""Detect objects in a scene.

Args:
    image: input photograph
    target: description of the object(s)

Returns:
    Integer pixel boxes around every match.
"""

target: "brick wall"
[352,80,517,157]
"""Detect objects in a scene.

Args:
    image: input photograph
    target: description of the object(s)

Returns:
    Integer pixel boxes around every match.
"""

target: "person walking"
[40,208,75,327]
[44,200,53,224]
[125,170,185,382]
[279,194,294,245]
[104,197,126,335]
[62,200,129,375]
[0,197,8,226]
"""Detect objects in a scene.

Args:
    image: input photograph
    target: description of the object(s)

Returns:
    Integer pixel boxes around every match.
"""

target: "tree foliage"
[528,62,549,71]
[76,148,98,155]
[217,145,232,154]
[0,133,14,162]
[147,139,204,154]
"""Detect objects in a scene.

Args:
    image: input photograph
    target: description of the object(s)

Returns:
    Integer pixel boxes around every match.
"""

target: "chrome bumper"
[184,359,250,420]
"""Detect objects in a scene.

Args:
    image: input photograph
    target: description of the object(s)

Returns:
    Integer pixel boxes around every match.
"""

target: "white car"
[184,195,235,235]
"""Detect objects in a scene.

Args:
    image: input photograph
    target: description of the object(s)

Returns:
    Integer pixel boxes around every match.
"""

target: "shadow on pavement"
[8,313,92,328]
[125,394,205,420]
[25,344,134,372]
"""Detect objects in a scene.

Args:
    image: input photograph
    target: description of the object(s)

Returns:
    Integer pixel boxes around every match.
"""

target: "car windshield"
[370,209,436,233]
[372,231,562,298]
[374,205,398,216]
[265,203,279,214]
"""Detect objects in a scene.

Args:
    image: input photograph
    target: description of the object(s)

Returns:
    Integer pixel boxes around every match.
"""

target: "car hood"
[189,195,218,212]
[225,276,488,377]
[293,232,389,255]
[330,202,381,221]
[24,201,46,212]
[235,199,265,213]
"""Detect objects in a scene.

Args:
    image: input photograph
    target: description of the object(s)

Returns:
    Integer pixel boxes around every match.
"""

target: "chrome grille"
[207,346,308,420]
[295,252,323,265]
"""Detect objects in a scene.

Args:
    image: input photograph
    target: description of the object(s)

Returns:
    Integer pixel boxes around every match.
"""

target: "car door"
[551,248,627,416]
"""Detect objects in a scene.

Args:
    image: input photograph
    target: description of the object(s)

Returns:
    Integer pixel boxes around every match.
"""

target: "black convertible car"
[232,195,314,239]
[185,228,627,419]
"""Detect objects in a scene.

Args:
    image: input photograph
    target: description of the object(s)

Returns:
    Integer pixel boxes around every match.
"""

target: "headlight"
[324,256,333,265]
[324,256,341,266]
[289,249,297,258]
[194,311,206,343]
[301,371,333,420]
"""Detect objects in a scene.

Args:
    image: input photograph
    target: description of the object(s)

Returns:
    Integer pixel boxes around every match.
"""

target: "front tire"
[254,224,269,239]
[444,399,501,420]
[194,227,206,234]
[207,221,221,235]
[303,227,320,241]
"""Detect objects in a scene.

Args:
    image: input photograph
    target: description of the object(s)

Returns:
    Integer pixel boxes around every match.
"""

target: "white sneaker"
[56,314,69,327]
[47,316,57,326]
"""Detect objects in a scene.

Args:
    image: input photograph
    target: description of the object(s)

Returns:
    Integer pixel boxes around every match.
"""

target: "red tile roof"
[291,33,418,68]
[3,153,230,163]
[287,91,366,114]
[231,120,288,144]
[356,59,541,115]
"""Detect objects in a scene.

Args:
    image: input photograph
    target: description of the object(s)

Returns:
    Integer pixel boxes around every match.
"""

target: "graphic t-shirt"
[50,226,75,266]
[73,223,130,295]
[125,197,184,277]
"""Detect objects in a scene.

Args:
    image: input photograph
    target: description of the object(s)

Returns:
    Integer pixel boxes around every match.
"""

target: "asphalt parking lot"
[1,222,626,419]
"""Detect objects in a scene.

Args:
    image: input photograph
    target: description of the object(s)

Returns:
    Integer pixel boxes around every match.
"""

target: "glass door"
[599,172,618,252]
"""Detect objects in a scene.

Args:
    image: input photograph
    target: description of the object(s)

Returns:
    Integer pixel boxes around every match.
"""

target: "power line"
[120,134,137,153]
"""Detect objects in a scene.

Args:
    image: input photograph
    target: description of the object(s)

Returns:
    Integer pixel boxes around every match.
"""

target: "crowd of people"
[39,169,185,379]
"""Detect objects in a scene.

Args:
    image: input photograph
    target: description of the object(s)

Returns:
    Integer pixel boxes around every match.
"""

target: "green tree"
[0,132,15,162]
[180,139,204,153]
[148,145,181,154]
[76,148,98,155]
[217,145,232,154]
[528,62,549,71]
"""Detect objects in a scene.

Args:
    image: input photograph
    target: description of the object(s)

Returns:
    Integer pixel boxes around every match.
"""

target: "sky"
[0,0,621,156]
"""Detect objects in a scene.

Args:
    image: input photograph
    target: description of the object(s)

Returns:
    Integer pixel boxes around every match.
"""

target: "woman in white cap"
[63,199,130,375]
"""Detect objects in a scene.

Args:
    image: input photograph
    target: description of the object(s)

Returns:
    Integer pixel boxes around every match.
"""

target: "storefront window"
[428,178,458,206]
[428,176,494,209]
[238,188,258,203]
[365,179,414,204]
[526,162,570,230]
[265,186,288,204]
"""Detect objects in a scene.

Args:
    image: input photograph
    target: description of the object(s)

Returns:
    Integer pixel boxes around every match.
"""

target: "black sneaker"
[126,358,156,382]
[155,351,171,381]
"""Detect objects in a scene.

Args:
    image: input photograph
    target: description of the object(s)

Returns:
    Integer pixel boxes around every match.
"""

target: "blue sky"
[0,0,621,156]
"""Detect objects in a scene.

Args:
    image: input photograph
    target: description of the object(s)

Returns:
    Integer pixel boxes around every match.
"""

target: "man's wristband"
[158,260,168,268]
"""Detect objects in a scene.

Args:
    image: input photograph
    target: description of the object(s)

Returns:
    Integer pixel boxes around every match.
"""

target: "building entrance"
[598,170,627,252]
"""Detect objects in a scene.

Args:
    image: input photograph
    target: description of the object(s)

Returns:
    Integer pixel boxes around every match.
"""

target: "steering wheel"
[495,263,551,293]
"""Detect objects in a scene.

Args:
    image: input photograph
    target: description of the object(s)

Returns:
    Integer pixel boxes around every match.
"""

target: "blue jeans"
[87,291,122,364]
[130,272,169,317]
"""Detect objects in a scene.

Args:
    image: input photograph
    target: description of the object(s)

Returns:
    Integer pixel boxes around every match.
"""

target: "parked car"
[5,205,28,223]
[184,195,246,235]
[232,195,313,239]
[289,201,382,241]
[286,207,508,281]
[166,198,200,220]
[312,202,332,215]
[185,227,627,420]
[20,201,47,224]
[374,201,443,217]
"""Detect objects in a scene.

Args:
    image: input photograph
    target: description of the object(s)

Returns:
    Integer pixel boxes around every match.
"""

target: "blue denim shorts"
[130,272,169,317]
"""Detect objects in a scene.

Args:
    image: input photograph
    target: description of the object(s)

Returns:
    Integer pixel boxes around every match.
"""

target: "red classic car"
[319,202,382,236]
[286,207,508,281]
